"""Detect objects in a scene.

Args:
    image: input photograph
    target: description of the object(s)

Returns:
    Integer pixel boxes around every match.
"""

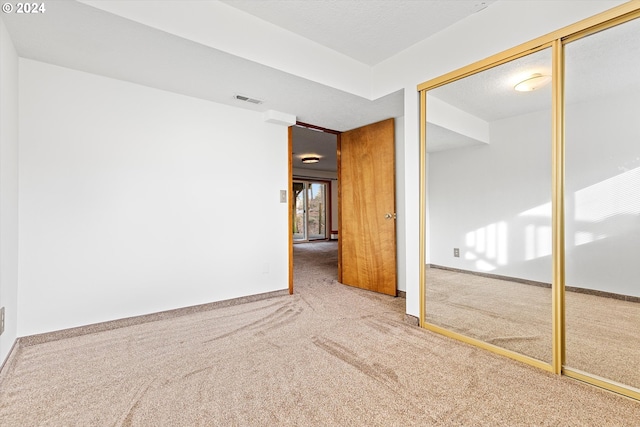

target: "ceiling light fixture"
[514,73,551,92]
[301,156,320,164]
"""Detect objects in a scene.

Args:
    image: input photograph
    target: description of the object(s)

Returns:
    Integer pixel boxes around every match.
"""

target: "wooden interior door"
[339,118,396,296]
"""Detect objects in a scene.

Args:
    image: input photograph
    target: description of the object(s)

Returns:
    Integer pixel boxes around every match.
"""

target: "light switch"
[280,190,287,203]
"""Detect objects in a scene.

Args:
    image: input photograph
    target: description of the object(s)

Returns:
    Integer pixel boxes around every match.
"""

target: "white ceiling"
[427,17,640,153]
[430,18,640,123]
[219,0,494,66]
[3,1,635,163]
[1,0,495,133]
[1,0,495,172]
[291,126,338,173]
[431,48,553,123]
[1,1,401,132]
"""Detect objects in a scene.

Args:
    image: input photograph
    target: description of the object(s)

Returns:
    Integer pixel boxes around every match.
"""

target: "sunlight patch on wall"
[574,231,606,246]
[525,224,552,261]
[465,221,508,270]
[575,167,640,223]
[518,201,552,261]
[519,201,551,218]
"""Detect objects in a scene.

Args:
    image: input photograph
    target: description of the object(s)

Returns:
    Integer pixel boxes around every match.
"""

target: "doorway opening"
[289,122,340,294]
[288,119,397,297]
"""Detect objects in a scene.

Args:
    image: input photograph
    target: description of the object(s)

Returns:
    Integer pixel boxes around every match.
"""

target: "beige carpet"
[426,267,640,390]
[0,241,639,426]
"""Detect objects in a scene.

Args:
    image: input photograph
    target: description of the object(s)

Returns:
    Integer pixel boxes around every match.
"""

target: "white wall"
[428,91,640,297]
[6,0,623,337]
[429,109,553,283]
[565,93,640,297]
[18,59,289,336]
[0,18,19,363]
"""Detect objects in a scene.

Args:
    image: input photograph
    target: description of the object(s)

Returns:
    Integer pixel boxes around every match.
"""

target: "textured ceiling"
[430,18,640,123]
[219,0,494,65]
[564,17,640,104]
[427,18,640,152]
[1,1,403,132]
[430,48,553,123]
[3,0,636,158]
[1,0,493,167]
[291,126,338,173]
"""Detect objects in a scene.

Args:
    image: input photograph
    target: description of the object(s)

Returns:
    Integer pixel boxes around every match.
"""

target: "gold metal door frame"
[417,1,640,401]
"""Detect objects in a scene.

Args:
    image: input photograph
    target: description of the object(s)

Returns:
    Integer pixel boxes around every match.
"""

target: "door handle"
[384,213,397,220]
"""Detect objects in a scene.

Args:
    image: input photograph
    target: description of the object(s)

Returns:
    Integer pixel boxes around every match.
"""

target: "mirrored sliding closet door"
[425,47,553,365]
[564,16,640,392]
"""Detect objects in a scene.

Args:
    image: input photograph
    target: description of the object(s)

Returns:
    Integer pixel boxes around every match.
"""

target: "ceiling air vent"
[234,94,263,104]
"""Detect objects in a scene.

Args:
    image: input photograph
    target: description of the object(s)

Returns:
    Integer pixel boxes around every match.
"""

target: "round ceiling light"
[301,156,320,164]
[514,73,551,92]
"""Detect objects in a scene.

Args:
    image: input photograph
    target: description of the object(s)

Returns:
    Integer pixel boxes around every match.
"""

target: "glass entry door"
[293,180,328,242]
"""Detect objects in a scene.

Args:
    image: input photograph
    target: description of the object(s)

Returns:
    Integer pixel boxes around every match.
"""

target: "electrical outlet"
[0,307,4,336]
[454,248,460,257]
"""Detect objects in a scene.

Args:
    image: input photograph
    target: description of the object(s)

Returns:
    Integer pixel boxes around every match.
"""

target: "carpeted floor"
[0,240,639,426]
[426,267,640,390]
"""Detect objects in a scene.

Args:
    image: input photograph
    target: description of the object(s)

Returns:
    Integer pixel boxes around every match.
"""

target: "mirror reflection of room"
[564,17,640,391]
[424,15,640,394]
[425,48,553,364]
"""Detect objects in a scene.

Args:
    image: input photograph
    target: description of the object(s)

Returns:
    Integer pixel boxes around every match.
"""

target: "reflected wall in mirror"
[425,48,553,363]
[564,17,640,391]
